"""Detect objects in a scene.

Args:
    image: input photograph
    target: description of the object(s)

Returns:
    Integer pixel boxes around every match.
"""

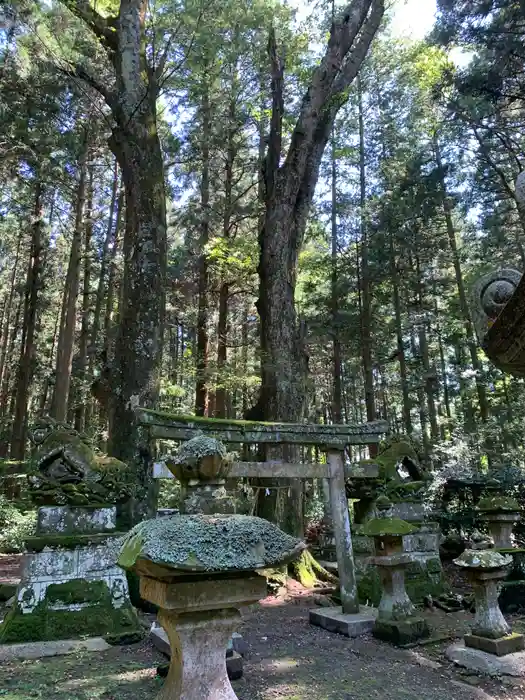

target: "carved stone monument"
[0,418,140,646]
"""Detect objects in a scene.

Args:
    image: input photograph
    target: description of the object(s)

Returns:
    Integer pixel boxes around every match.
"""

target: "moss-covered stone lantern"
[118,513,305,700]
[478,496,521,550]
[362,496,430,645]
[454,549,524,656]
[164,435,235,515]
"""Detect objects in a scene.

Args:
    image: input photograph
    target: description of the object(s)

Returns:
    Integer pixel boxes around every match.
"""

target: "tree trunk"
[434,134,489,422]
[74,163,94,432]
[0,235,22,391]
[195,85,211,417]
[331,132,343,424]
[108,111,167,475]
[390,232,412,434]
[50,143,87,422]
[216,87,237,418]
[415,256,439,442]
[10,181,45,459]
[257,3,383,534]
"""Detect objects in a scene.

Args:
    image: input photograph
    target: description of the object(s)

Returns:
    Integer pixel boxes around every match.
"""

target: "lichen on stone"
[361,517,417,538]
[117,513,305,574]
[454,548,513,569]
[163,435,232,482]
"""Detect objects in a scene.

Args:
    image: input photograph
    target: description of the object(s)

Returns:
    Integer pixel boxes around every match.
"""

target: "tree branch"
[264,25,284,202]
[332,0,384,94]
[60,0,117,51]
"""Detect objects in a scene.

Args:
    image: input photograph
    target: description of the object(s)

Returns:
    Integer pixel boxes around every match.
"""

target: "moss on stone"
[0,582,142,644]
[118,513,305,574]
[164,436,232,482]
[25,533,126,552]
[46,579,107,606]
[361,517,417,537]
[478,496,520,513]
[0,583,16,601]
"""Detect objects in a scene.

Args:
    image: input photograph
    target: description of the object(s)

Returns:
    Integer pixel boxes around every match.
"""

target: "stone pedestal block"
[465,632,525,656]
[373,617,429,646]
[309,606,377,637]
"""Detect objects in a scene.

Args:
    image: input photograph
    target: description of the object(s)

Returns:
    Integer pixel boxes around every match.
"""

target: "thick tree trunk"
[108,113,167,477]
[257,2,384,534]
[51,145,87,422]
[10,181,45,459]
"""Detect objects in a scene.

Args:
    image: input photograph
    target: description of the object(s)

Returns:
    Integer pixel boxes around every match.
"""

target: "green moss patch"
[361,517,417,537]
[46,579,107,606]
[25,532,126,552]
[0,580,142,644]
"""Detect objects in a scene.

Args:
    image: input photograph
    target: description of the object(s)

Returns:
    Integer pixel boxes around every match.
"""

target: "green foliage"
[0,495,36,553]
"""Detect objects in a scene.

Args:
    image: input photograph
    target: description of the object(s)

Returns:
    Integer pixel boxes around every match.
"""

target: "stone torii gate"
[134,407,387,633]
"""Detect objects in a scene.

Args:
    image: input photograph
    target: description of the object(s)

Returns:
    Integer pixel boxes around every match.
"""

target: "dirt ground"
[1,590,525,700]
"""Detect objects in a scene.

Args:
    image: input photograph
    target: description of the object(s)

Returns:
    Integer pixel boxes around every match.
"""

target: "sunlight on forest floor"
[1,600,525,700]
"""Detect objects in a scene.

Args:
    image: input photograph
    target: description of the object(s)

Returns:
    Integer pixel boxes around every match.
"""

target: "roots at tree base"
[289,550,338,588]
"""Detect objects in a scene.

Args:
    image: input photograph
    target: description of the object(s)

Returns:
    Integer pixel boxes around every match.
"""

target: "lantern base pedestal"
[465,632,525,657]
[309,606,377,637]
[373,616,430,646]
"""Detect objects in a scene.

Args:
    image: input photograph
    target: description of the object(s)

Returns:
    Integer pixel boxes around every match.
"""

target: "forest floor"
[1,578,525,700]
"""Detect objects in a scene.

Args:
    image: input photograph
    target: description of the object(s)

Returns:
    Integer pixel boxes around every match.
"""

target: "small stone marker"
[445,549,525,675]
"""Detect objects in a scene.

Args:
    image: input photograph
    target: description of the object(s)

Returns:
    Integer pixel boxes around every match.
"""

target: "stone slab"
[37,506,117,535]
[465,633,525,656]
[309,606,377,637]
[446,641,525,676]
[0,637,111,661]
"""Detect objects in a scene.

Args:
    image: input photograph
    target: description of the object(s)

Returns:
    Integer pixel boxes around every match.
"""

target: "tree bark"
[10,181,45,459]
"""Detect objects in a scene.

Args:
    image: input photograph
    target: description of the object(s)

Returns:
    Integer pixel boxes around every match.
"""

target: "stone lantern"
[164,435,236,515]
[453,549,524,656]
[362,496,430,646]
[118,513,305,700]
[478,496,521,550]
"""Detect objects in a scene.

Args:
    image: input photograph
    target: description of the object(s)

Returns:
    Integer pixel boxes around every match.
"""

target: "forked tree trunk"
[258,2,383,535]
